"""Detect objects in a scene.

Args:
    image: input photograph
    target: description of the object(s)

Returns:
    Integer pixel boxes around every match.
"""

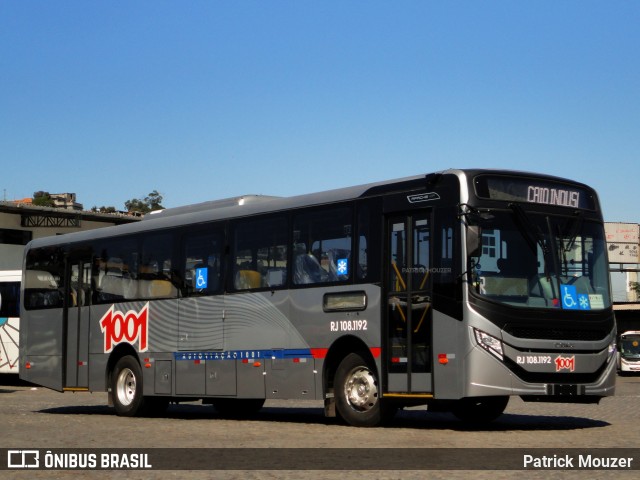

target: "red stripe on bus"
[310,348,381,359]
[310,348,329,359]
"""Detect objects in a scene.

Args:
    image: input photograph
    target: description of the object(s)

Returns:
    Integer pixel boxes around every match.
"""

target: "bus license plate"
[549,384,581,396]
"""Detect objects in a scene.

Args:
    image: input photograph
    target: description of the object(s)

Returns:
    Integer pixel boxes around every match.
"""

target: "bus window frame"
[230,214,290,293]
[291,203,356,289]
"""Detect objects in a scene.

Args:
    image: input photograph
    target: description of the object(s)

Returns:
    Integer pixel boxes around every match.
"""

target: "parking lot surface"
[1,375,639,479]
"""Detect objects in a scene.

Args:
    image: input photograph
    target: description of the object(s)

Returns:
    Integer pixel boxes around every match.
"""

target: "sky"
[1,1,639,223]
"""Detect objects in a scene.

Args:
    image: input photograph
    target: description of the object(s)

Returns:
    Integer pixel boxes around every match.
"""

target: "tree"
[32,191,55,207]
[145,190,164,211]
[124,190,164,214]
[91,205,117,214]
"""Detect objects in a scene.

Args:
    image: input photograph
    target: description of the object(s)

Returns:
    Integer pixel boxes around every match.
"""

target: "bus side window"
[140,233,177,300]
[293,206,353,286]
[0,281,20,317]
[24,247,64,310]
[183,230,223,296]
[232,216,288,291]
[94,238,139,303]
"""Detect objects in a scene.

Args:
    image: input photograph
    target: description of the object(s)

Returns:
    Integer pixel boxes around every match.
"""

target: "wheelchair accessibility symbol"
[560,284,591,311]
[561,284,578,310]
[195,267,208,289]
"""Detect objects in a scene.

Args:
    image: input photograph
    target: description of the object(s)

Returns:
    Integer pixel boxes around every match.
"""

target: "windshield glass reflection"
[468,211,611,310]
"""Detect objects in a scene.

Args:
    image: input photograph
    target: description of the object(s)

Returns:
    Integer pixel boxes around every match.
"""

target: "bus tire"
[334,353,383,427]
[111,355,145,417]
[451,396,509,423]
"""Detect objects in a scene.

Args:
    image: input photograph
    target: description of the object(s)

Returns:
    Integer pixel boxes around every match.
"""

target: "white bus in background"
[0,270,21,373]
[618,331,640,374]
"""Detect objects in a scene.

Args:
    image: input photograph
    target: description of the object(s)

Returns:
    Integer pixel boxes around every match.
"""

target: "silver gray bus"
[19,169,616,426]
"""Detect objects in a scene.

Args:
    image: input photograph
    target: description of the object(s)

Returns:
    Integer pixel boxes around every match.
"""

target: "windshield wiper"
[508,203,549,256]
[565,212,583,251]
[557,211,584,276]
[508,203,555,286]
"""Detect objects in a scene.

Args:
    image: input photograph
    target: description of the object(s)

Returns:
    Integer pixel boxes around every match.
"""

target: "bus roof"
[143,194,283,219]
[24,172,434,250]
[24,168,596,251]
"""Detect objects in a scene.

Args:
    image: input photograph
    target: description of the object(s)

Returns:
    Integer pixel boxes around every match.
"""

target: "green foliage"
[32,191,55,207]
[91,205,117,214]
[124,190,164,214]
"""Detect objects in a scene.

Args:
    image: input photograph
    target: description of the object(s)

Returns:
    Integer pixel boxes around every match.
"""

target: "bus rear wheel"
[111,355,145,417]
[111,355,171,417]
[451,396,509,423]
[334,353,385,427]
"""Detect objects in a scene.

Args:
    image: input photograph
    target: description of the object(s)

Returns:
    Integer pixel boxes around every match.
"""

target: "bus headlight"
[607,341,616,363]
[473,328,504,361]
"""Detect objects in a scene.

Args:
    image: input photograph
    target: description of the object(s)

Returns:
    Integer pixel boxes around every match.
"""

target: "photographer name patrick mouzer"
[524,454,634,469]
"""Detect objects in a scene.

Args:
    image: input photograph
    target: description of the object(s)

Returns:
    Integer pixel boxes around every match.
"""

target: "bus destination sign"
[474,175,596,210]
[527,185,579,208]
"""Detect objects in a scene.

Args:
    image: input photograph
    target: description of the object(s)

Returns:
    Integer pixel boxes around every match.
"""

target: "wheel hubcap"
[116,368,136,406]
[344,367,378,412]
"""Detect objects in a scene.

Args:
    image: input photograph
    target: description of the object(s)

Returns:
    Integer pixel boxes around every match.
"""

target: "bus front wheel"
[334,353,384,427]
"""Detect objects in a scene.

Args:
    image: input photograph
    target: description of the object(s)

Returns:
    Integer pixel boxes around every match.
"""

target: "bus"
[19,169,616,426]
[617,331,640,373]
[0,270,21,373]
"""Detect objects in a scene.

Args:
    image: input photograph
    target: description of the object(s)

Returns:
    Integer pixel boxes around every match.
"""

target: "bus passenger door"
[64,257,92,389]
[385,214,432,393]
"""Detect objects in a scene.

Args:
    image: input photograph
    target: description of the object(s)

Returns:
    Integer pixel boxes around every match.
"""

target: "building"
[0,200,139,270]
[605,222,640,303]
[49,193,83,211]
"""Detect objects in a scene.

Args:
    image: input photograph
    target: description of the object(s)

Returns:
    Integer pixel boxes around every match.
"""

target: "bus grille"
[504,358,607,384]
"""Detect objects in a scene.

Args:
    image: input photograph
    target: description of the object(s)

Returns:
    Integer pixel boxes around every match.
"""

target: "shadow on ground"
[36,402,610,432]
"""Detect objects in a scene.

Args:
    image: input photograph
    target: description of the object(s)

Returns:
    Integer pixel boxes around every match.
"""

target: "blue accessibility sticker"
[195,267,208,289]
[560,284,592,311]
[560,284,579,310]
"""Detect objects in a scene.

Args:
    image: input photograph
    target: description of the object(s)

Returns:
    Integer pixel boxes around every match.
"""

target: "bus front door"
[385,214,433,393]
[64,257,92,389]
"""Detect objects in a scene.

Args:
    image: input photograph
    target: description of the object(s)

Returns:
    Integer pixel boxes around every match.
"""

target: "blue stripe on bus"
[173,348,314,361]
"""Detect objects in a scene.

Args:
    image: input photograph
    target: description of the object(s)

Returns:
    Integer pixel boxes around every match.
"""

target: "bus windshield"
[468,209,611,310]
[620,335,640,358]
